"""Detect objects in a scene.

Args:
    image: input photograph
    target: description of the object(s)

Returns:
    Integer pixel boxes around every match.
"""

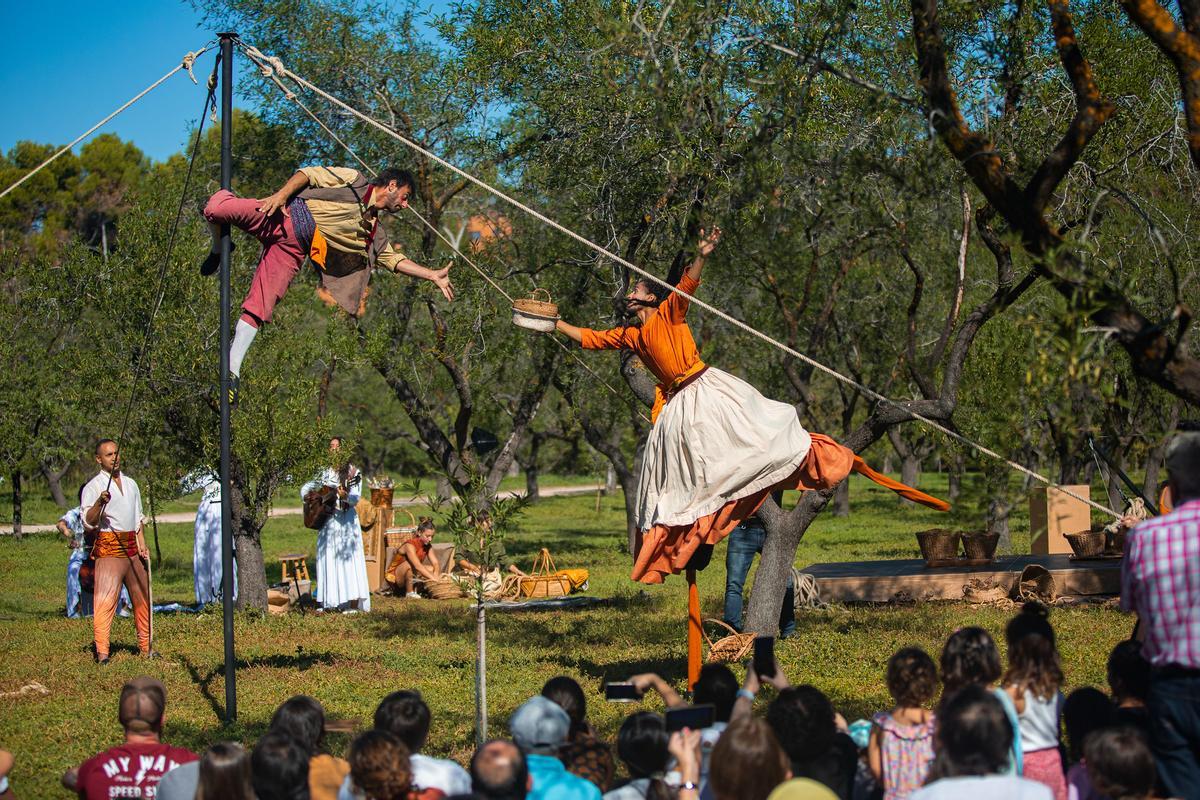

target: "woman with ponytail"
[604,712,674,800]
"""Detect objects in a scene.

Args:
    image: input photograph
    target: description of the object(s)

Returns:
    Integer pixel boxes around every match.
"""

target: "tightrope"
[0,44,215,202]
[237,39,1119,518]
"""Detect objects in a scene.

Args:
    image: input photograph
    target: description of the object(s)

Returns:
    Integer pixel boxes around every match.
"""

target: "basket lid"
[512,288,558,317]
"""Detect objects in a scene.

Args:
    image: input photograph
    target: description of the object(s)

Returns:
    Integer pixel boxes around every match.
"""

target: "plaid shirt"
[1120,498,1200,668]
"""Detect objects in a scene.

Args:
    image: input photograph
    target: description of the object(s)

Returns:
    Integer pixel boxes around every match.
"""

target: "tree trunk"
[234,528,268,611]
[317,356,337,420]
[605,465,616,494]
[947,453,964,505]
[40,462,69,508]
[988,496,1012,555]
[475,604,488,747]
[524,436,541,502]
[745,493,825,635]
[832,480,850,517]
[900,456,921,502]
[10,471,22,539]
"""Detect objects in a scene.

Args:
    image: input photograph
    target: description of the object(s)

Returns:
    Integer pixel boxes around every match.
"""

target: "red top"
[76,741,199,799]
[408,534,432,563]
[578,274,706,422]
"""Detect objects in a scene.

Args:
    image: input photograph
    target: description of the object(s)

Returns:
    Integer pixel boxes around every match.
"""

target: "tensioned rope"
[238,40,1119,518]
[0,44,215,202]
[244,54,652,423]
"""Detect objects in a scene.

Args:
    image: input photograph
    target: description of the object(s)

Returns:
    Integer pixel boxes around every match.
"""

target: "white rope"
[237,40,1118,518]
[0,44,215,202]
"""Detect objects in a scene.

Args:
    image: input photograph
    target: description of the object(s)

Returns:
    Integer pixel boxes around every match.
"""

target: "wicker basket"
[370,487,394,508]
[384,510,419,549]
[1017,564,1057,604]
[1064,529,1106,559]
[512,289,559,332]
[423,576,466,600]
[916,529,960,563]
[518,548,572,598]
[703,619,756,663]
[962,531,1000,561]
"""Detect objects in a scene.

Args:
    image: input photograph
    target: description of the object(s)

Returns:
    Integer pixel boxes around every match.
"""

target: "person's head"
[886,647,938,709]
[616,711,670,778]
[195,742,254,800]
[469,739,530,800]
[766,685,836,767]
[1063,687,1114,763]
[370,168,416,213]
[624,278,667,319]
[373,690,431,753]
[694,663,739,722]
[1107,639,1150,706]
[929,685,1012,779]
[268,695,326,758]
[416,517,435,545]
[329,436,342,451]
[94,438,120,474]
[709,716,791,800]
[1084,728,1156,800]
[940,626,1002,696]
[1165,430,1200,503]
[118,676,166,738]
[541,676,588,739]
[1003,602,1063,699]
[251,731,310,800]
[348,729,412,800]
[508,695,570,756]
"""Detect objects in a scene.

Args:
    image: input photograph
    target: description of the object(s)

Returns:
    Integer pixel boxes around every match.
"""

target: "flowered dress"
[873,711,935,800]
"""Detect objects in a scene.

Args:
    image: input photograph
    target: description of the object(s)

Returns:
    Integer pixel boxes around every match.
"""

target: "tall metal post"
[217,31,238,723]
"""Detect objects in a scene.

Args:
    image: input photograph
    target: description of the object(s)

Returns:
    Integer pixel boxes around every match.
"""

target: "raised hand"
[697,226,722,258]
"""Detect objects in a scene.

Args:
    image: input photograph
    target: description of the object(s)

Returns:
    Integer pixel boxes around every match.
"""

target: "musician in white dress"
[186,472,236,605]
[302,437,370,613]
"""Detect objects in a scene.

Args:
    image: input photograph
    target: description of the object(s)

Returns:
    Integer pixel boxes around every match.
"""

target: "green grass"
[0,475,1129,797]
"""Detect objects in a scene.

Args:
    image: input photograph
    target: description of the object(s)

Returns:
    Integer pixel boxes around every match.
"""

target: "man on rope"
[555,227,949,585]
[81,439,153,663]
[201,166,455,404]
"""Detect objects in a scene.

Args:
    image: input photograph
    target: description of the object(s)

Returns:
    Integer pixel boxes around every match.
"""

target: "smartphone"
[665,704,715,732]
[604,682,641,702]
[753,635,777,680]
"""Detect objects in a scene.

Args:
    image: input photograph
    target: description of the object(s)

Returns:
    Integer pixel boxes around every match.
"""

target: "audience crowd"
[22,431,1200,799]
[39,602,1184,800]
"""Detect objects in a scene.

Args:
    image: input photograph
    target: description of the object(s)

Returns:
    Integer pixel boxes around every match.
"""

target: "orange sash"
[92,531,139,559]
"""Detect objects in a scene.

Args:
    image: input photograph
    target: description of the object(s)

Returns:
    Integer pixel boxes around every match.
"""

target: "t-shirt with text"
[76,741,199,799]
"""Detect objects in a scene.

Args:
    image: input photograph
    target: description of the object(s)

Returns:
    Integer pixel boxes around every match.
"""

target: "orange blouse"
[579,274,707,422]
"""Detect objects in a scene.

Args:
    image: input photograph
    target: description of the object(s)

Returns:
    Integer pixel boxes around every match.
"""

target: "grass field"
[0,474,1130,797]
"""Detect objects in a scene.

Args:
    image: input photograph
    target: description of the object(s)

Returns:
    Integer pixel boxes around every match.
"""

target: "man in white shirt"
[81,439,152,664]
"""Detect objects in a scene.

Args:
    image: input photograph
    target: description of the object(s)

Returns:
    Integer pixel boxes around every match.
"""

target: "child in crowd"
[1004,603,1066,800]
[1061,687,1113,800]
[939,627,1023,775]
[868,647,937,799]
[1106,640,1150,738]
[1083,728,1157,800]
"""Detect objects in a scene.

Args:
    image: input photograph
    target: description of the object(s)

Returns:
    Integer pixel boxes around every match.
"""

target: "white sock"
[229,319,258,377]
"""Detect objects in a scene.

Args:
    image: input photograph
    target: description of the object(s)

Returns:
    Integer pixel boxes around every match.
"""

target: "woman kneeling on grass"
[555,227,948,585]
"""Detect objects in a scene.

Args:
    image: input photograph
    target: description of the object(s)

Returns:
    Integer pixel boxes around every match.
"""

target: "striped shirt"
[1120,498,1200,668]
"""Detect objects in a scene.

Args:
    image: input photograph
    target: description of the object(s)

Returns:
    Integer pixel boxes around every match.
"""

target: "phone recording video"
[665,704,715,732]
[604,682,641,702]
[753,635,777,680]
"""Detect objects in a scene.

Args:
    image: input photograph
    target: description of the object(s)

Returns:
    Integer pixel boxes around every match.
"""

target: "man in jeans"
[723,493,795,637]
[1120,429,1200,797]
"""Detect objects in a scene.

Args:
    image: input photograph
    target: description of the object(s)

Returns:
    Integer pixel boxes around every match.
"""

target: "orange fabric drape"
[631,434,950,585]
[687,569,702,690]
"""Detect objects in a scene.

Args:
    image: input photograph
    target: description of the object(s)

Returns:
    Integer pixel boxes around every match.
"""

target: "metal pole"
[218,31,238,724]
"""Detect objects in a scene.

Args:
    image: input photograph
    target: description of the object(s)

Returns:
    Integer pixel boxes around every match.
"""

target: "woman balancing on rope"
[201,166,455,404]
[555,227,949,585]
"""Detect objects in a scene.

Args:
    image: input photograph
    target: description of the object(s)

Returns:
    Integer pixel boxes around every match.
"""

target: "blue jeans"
[723,523,795,637]
[1147,669,1200,797]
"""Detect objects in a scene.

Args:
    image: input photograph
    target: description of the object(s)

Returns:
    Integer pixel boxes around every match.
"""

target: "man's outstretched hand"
[432,264,455,301]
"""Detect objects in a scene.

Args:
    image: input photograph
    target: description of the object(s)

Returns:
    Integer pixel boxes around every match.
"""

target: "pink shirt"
[1120,499,1200,668]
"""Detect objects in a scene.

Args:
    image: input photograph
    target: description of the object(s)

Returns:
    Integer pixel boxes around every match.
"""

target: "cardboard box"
[1029,485,1092,555]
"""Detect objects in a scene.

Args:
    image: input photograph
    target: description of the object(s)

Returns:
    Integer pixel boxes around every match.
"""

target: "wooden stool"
[279,553,310,584]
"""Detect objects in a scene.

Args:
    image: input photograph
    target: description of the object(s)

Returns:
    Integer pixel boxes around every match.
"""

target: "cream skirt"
[635,367,812,530]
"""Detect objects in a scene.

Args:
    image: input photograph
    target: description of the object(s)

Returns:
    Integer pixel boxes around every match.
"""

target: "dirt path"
[15,484,605,534]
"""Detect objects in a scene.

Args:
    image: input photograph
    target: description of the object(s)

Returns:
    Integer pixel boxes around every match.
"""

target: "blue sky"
[0,0,456,163]
[0,1,252,162]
